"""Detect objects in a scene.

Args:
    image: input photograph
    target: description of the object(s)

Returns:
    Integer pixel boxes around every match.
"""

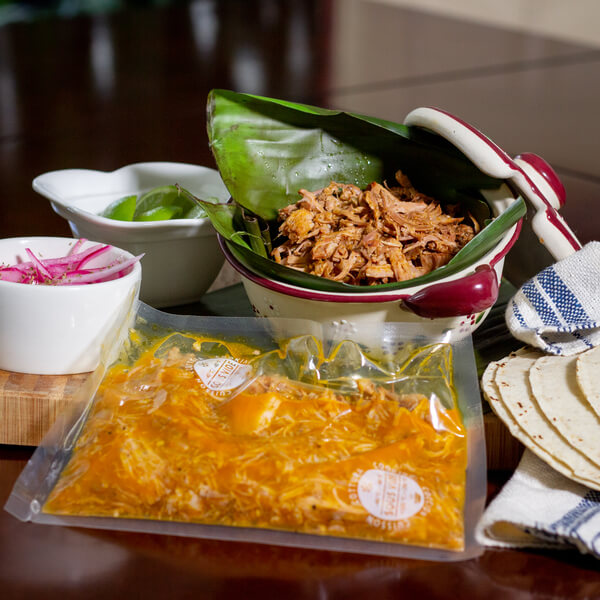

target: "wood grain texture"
[0,370,90,446]
[484,412,523,470]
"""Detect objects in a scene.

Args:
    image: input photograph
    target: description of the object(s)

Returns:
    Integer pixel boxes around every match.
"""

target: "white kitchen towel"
[505,241,600,355]
[476,450,600,558]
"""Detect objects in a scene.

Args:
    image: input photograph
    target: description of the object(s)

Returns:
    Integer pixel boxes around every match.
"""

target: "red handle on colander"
[402,265,499,318]
[403,107,582,260]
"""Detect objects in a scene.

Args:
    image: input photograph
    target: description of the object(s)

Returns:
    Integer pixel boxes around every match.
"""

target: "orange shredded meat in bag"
[44,337,468,551]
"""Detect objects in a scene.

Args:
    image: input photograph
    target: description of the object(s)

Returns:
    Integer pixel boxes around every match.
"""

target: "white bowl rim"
[32,161,226,232]
[0,236,142,289]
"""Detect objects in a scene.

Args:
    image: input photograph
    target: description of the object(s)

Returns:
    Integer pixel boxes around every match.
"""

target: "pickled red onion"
[0,240,142,285]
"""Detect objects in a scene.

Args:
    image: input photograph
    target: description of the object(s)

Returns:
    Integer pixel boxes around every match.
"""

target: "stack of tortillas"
[482,345,600,490]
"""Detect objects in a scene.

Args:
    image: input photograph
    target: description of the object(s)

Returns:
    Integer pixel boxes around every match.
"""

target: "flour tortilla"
[576,346,600,418]
[481,354,600,490]
[529,355,600,469]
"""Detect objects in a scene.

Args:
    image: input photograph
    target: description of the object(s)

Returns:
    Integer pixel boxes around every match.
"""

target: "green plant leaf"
[443,196,526,274]
[178,188,253,251]
[207,90,502,221]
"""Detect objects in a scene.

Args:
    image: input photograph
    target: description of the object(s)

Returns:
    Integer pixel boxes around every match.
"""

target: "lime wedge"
[135,205,184,221]
[101,195,137,221]
[134,185,193,218]
[183,204,207,219]
[103,185,203,222]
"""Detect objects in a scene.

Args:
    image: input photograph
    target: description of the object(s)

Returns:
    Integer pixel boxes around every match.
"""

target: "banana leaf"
[207,89,502,220]
[205,89,521,291]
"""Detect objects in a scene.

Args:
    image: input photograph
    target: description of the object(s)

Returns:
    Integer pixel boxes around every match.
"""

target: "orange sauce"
[44,336,467,551]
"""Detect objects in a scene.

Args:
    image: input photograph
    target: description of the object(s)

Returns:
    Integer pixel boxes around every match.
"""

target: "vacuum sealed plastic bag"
[5,303,486,561]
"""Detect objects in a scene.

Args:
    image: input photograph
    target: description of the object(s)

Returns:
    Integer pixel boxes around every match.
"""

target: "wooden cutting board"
[0,369,91,446]
[0,368,523,470]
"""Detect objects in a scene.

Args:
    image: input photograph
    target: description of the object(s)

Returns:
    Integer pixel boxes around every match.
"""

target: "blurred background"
[1,0,598,280]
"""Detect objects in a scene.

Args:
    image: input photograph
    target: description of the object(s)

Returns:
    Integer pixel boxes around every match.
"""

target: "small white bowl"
[0,237,141,375]
[32,162,229,307]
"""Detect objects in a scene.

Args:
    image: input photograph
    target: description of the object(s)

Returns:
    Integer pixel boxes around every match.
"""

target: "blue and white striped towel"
[506,241,600,356]
[476,450,600,558]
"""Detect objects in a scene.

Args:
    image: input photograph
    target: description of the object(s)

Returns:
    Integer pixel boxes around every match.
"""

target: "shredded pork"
[271,171,479,285]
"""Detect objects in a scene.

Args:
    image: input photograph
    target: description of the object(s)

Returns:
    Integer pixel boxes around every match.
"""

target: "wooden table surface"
[1,1,600,597]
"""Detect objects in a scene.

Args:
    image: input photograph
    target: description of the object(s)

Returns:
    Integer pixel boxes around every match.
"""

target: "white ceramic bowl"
[219,181,521,338]
[220,220,518,339]
[33,162,230,307]
[220,106,582,338]
[0,237,141,375]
